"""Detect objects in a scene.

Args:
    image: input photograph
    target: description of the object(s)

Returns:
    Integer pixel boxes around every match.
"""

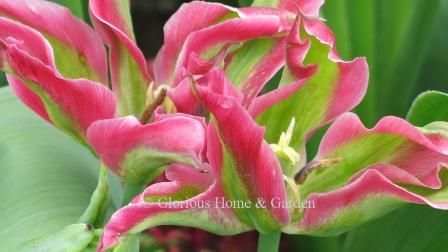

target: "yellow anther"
[270,117,301,165]
[284,175,301,206]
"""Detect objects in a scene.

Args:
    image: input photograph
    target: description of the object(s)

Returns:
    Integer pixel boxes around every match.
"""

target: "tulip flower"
[0,1,447,252]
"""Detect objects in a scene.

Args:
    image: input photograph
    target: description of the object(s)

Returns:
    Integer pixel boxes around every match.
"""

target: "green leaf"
[23,224,96,252]
[79,164,110,226]
[0,87,99,250]
[238,0,253,7]
[56,0,90,22]
[324,0,442,124]
[406,91,448,127]
[343,204,448,252]
[0,72,6,87]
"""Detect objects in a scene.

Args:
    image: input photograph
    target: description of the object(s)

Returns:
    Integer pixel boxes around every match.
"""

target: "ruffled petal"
[0,20,115,146]
[257,15,368,156]
[198,87,290,233]
[284,166,448,235]
[99,164,249,251]
[87,115,206,184]
[90,0,151,116]
[0,0,108,82]
[251,0,324,16]
[153,1,236,86]
[285,113,448,234]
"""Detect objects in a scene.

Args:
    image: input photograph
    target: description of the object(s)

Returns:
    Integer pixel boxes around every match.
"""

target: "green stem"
[257,232,281,252]
[122,183,145,206]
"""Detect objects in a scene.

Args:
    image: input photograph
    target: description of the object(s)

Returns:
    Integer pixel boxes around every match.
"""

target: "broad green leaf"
[23,224,95,252]
[56,0,89,22]
[287,235,343,252]
[324,0,442,124]
[407,91,448,126]
[323,0,376,125]
[0,87,99,250]
[415,0,448,95]
[238,0,253,7]
[0,72,6,87]
[382,0,442,116]
[343,204,448,252]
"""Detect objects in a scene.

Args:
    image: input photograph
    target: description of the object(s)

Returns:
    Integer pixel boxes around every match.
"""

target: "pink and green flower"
[0,0,447,251]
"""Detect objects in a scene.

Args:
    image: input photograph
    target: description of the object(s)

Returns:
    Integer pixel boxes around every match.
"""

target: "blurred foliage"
[322,0,448,125]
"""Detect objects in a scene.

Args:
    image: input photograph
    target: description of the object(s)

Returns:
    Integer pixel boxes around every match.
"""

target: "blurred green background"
[0,0,447,251]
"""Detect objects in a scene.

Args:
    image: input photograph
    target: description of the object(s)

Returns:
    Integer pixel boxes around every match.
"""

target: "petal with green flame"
[198,86,290,233]
[87,115,206,185]
[256,15,368,160]
[0,18,115,147]
[99,164,249,251]
[0,0,108,83]
[90,0,151,116]
[284,113,448,234]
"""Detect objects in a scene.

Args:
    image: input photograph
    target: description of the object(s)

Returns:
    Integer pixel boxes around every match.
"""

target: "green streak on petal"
[128,210,246,237]
[251,0,279,8]
[257,31,338,152]
[45,35,102,82]
[1,65,87,147]
[200,43,226,61]
[116,44,148,117]
[145,184,204,202]
[300,134,406,197]
[25,80,90,149]
[116,0,136,41]
[403,168,448,203]
[120,147,199,185]
[283,195,404,235]
[218,125,281,233]
[225,38,276,89]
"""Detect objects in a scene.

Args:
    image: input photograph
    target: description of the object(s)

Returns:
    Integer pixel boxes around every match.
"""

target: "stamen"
[294,158,343,184]
[270,117,301,165]
[284,175,301,207]
[139,86,167,124]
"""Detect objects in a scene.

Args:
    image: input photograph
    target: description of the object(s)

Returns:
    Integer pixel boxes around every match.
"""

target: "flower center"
[270,117,301,165]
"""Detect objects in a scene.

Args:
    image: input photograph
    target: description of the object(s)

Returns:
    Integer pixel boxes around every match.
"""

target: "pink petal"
[89,0,149,81]
[169,67,243,115]
[251,0,324,16]
[238,38,287,106]
[173,15,282,86]
[256,15,368,151]
[86,115,206,183]
[0,38,116,143]
[297,168,448,233]
[0,0,108,83]
[296,16,369,129]
[318,113,448,162]
[99,165,248,251]
[248,76,313,118]
[90,0,151,115]
[153,1,236,85]
[199,87,290,231]
[0,17,54,122]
